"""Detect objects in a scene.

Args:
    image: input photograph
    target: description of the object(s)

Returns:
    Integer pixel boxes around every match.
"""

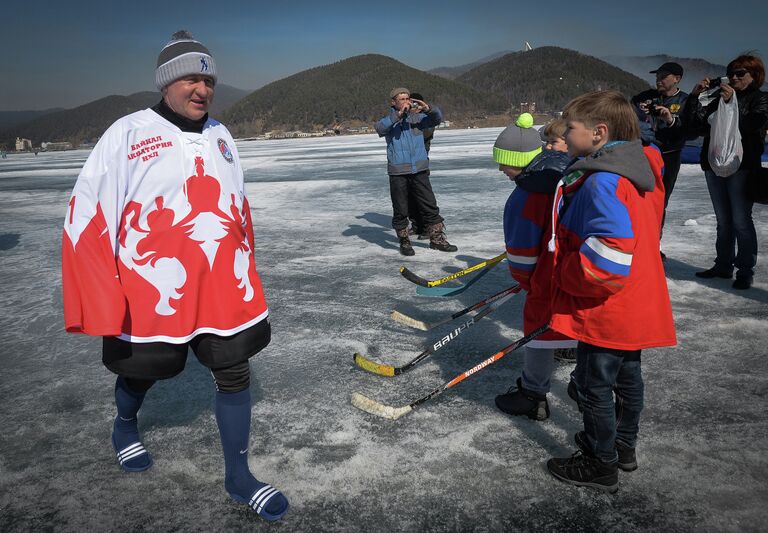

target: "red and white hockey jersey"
[62,109,268,343]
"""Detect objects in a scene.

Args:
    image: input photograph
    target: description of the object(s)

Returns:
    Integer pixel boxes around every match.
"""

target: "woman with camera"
[683,54,768,290]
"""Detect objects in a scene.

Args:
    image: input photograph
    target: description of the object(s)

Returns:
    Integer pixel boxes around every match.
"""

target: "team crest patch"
[669,103,681,114]
[218,138,234,163]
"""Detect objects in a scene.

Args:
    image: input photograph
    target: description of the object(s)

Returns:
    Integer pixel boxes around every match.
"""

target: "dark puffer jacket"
[682,84,768,171]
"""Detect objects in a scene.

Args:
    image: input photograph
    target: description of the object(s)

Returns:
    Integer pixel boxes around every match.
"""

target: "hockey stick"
[351,324,549,420]
[354,291,516,377]
[391,284,522,331]
[415,261,498,298]
[399,252,506,287]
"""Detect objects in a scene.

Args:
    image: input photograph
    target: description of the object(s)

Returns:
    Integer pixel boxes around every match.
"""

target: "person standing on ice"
[61,30,288,522]
[405,91,434,239]
[376,87,457,256]
[490,115,577,421]
[631,61,688,261]
[545,91,676,493]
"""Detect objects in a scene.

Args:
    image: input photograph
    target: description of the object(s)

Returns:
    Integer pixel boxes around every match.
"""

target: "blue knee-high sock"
[113,376,152,471]
[215,389,288,518]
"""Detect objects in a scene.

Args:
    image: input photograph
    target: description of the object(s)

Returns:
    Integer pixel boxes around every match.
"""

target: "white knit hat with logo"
[155,30,217,90]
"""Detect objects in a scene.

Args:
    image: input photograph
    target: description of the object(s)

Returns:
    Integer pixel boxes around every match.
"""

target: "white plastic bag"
[707,94,743,177]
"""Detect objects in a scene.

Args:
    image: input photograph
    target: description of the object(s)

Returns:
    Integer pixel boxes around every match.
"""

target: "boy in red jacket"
[545,91,676,493]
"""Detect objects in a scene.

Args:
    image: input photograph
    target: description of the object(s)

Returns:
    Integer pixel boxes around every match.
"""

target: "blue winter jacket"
[375,106,443,175]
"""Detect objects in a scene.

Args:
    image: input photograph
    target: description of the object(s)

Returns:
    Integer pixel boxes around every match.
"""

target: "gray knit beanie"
[493,113,542,167]
[155,30,217,90]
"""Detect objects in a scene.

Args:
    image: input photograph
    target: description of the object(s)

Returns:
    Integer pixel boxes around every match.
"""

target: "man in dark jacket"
[632,62,688,258]
[375,87,457,256]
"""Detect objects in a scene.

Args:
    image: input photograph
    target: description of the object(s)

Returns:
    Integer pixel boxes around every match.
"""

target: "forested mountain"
[222,54,507,136]
[2,85,249,147]
[458,46,651,113]
[4,48,673,148]
[0,108,64,130]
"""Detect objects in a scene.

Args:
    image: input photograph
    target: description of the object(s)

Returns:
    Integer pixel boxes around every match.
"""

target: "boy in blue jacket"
[492,115,577,421]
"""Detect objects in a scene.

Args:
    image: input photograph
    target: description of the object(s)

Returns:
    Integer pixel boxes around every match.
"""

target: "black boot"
[427,222,458,252]
[695,266,733,279]
[547,451,619,493]
[574,431,638,472]
[396,228,415,256]
[494,377,549,421]
[732,275,753,290]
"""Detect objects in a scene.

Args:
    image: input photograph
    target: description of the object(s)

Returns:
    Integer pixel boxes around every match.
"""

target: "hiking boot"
[574,431,638,472]
[547,451,619,493]
[695,266,733,279]
[426,222,458,252]
[395,228,415,256]
[554,348,577,362]
[494,378,549,421]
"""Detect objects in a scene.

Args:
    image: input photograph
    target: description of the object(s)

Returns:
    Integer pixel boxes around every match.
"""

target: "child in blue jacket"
[492,115,577,420]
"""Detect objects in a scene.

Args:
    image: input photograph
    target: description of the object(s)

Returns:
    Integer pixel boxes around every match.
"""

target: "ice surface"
[1,128,767,532]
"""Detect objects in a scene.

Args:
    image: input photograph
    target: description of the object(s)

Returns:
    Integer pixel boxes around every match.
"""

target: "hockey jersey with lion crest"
[62,109,268,343]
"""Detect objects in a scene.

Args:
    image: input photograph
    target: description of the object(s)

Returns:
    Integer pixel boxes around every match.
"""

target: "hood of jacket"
[514,149,574,194]
[566,140,655,193]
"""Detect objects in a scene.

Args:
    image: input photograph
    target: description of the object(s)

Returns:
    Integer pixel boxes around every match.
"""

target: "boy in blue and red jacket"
[492,114,577,421]
[546,90,675,494]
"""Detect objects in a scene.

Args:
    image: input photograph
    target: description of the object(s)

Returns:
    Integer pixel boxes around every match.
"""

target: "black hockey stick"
[353,291,516,377]
[399,253,506,288]
[391,284,521,331]
[351,324,549,420]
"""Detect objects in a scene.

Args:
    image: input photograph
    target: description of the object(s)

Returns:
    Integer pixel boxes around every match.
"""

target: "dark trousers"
[389,170,443,230]
[660,150,682,235]
[407,194,424,232]
[704,169,757,277]
[570,342,644,464]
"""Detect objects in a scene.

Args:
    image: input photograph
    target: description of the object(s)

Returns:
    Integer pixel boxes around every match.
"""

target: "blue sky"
[5,0,766,110]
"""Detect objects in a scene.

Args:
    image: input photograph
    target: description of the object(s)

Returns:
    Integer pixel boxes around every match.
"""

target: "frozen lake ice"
[1,128,767,531]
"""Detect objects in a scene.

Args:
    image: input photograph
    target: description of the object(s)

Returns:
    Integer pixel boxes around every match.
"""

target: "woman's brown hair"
[728,54,765,87]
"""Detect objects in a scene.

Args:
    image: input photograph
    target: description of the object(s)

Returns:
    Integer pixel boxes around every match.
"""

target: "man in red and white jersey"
[62,30,288,522]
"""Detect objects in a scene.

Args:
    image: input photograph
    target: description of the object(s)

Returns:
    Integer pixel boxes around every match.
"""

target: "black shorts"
[102,319,271,380]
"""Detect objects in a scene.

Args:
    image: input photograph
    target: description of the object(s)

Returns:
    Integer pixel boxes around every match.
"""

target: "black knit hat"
[155,30,217,90]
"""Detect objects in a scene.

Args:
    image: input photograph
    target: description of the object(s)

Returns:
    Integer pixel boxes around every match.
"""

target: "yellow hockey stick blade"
[350,392,413,420]
[353,353,396,377]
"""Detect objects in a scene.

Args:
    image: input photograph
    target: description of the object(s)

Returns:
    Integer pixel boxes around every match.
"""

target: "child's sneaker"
[547,451,619,493]
[574,431,638,472]
[494,378,549,421]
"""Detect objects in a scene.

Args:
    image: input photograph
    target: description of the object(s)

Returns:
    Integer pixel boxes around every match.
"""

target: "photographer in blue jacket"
[375,87,457,256]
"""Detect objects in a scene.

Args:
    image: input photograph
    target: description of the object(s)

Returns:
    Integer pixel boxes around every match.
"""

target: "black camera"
[647,99,661,116]
[708,76,729,89]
